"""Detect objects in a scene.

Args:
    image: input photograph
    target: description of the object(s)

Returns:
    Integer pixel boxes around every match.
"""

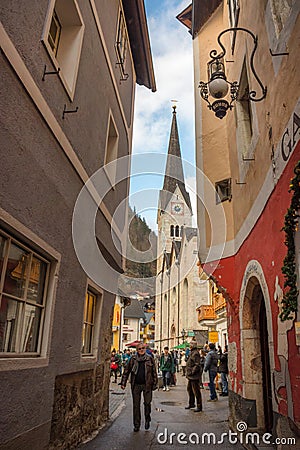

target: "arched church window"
[175,225,180,237]
[170,225,174,237]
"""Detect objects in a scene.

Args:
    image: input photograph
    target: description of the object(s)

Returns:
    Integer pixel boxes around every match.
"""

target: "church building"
[155,107,212,351]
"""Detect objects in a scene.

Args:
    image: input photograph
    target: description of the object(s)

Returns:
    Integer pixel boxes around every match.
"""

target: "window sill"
[0,356,49,372]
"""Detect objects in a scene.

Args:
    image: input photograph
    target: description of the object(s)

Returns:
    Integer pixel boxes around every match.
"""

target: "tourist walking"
[199,349,206,388]
[160,346,175,391]
[180,350,187,376]
[185,342,203,412]
[204,343,219,401]
[110,350,121,383]
[121,343,158,432]
[219,345,228,396]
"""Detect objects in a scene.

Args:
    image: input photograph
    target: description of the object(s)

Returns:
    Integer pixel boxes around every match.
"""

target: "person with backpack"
[159,346,175,391]
[204,342,219,401]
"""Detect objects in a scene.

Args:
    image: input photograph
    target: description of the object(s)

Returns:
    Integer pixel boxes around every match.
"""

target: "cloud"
[132,0,194,154]
[129,0,195,232]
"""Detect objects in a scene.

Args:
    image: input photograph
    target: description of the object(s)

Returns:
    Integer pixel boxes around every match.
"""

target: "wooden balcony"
[213,294,226,311]
[197,305,216,321]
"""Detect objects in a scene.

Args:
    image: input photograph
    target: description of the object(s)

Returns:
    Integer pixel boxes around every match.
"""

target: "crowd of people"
[110,341,228,431]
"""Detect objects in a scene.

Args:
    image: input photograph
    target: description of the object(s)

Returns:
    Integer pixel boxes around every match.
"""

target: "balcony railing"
[213,294,226,311]
[197,305,216,321]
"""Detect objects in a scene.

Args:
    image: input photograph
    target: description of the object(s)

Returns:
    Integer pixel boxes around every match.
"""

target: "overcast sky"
[129,0,196,232]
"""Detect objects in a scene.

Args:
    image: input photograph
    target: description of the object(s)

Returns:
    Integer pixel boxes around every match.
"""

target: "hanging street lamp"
[199,27,267,119]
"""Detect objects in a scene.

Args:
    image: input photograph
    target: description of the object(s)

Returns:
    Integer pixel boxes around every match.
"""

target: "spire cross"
[171,99,178,113]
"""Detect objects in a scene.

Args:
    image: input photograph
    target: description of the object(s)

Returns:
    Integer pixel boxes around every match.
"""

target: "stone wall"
[49,364,109,449]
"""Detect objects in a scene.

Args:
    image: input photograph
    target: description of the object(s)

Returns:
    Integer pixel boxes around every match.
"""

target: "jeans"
[221,372,228,394]
[162,370,171,387]
[132,384,152,429]
[208,370,218,400]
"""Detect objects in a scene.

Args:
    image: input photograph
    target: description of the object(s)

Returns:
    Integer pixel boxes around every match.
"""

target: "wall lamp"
[198,27,267,119]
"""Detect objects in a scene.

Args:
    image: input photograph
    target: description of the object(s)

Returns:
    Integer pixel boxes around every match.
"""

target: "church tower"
[155,106,212,351]
[157,106,192,267]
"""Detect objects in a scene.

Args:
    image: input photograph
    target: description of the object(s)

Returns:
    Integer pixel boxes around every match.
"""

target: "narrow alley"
[79,376,244,450]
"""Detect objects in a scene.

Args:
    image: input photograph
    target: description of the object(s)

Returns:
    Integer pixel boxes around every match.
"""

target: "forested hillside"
[125,206,157,280]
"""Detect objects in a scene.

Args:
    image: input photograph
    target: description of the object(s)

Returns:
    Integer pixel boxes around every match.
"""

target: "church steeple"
[160,107,192,212]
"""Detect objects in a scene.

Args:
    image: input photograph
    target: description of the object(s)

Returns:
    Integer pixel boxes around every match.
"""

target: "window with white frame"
[115,10,129,81]
[42,0,85,99]
[104,114,119,185]
[0,231,49,355]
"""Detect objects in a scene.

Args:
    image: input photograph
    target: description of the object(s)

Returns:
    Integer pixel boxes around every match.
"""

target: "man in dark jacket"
[204,342,219,401]
[185,342,202,412]
[219,345,228,396]
[121,343,158,432]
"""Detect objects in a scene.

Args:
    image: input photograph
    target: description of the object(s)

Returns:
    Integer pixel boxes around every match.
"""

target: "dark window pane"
[21,304,42,352]
[0,235,7,278]
[27,257,47,305]
[0,296,23,352]
[4,243,29,299]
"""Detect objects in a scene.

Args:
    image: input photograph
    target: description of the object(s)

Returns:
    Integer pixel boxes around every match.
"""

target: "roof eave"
[123,0,156,92]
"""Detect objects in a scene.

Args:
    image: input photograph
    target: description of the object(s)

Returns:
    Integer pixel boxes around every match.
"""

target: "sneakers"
[133,427,140,432]
[220,392,228,396]
[185,405,195,409]
[162,386,166,391]
[166,386,170,391]
[207,398,218,402]
[145,420,150,430]
[193,407,202,412]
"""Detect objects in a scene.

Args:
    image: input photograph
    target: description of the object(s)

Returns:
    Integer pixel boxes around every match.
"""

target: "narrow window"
[42,0,85,99]
[270,0,295,37]
[104,114,119,185]
[115,10,129,81]
[215,179,232,204]
[170,225,174,237]
[227,0,240,52]
[175,226,180,237]
[48,10,61,56]
[82,290,96,355]
[235,61,253,159]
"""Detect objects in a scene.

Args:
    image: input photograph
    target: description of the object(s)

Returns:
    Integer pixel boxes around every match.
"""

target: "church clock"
[171,202,184,215]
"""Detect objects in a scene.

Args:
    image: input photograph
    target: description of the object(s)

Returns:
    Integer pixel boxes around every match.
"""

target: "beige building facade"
[178,0,300,441]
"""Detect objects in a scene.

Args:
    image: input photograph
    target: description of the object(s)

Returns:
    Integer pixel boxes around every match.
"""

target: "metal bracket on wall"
[242,156,255,161]
[235,180,246,185]
[42,65,60,81]
[62,104,79,119]
[269,49,289,57]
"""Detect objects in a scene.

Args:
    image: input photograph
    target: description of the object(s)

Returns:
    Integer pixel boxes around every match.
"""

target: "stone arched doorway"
[240,272,274,432]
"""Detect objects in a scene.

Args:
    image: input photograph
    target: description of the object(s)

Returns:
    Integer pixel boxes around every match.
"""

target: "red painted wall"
[212,144,300,425]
